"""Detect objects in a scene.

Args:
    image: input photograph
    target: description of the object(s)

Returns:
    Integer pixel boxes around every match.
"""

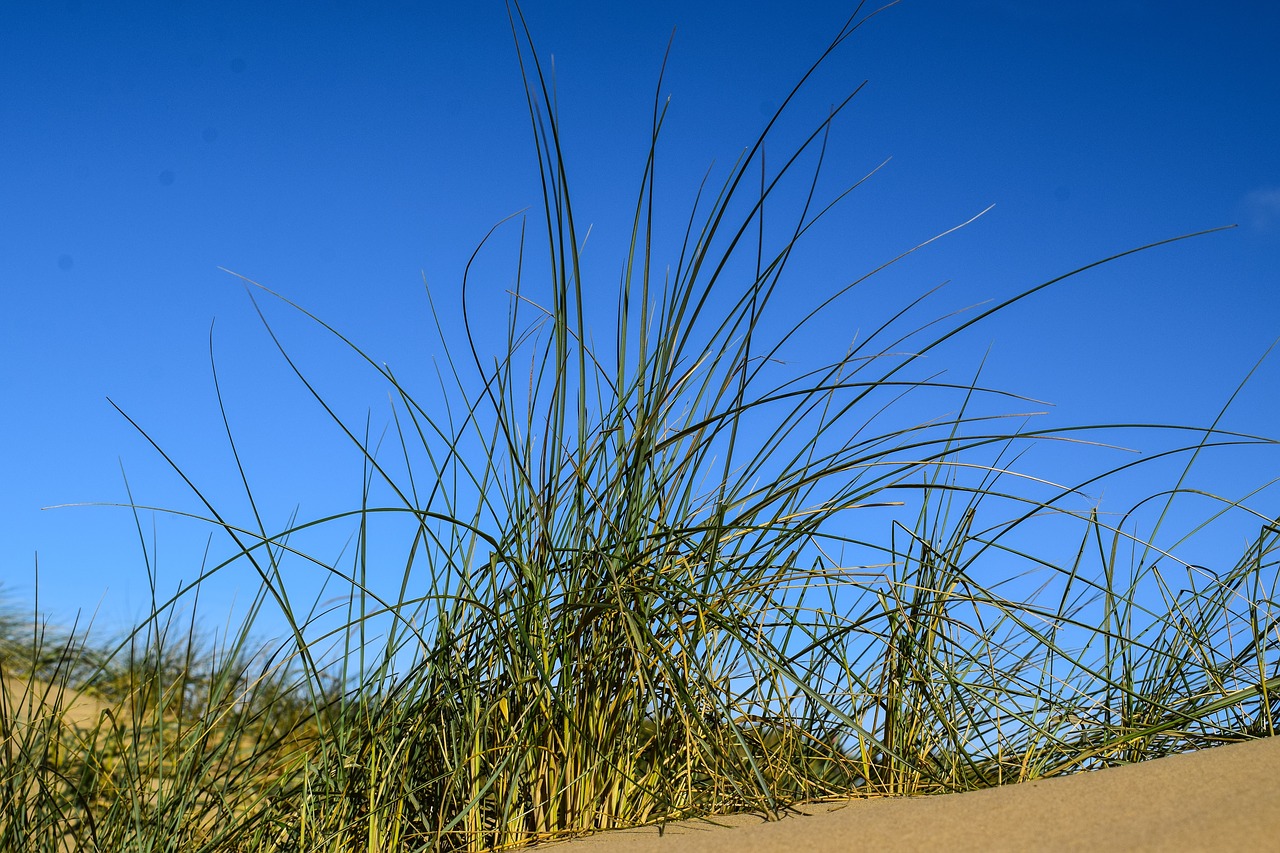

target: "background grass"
[4,2,1278,850]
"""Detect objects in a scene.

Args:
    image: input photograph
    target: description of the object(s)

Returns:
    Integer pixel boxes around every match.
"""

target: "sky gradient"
[3,1,1278,634]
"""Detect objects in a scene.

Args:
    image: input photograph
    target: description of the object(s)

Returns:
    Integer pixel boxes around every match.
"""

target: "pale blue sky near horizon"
[3,1,1278,636]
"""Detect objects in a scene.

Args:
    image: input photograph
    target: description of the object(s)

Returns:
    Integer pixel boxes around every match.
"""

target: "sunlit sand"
[546,737,1280,852]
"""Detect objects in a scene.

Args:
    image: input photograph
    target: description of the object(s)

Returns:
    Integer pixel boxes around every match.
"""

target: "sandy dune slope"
[1,674,121,731]
[547,736,1280,853]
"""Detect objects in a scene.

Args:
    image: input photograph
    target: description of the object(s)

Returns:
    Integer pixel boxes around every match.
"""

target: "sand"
[547,736,1280,852]
[1,673,121,730]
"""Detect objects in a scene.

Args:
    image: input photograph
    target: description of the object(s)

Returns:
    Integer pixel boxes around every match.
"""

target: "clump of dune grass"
[6,1,1279,850]
[0,576,343,851]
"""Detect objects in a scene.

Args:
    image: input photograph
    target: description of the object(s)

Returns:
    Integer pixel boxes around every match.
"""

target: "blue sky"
[3,1,1278,635]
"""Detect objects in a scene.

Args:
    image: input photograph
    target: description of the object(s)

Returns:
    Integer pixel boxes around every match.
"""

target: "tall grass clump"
[5,1,1279,850]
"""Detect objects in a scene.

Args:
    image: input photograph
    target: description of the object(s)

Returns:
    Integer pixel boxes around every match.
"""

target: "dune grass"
[5,2,1279,850]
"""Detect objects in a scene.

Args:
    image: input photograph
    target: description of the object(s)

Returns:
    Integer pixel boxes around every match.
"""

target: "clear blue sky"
[3,1,1278,635]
